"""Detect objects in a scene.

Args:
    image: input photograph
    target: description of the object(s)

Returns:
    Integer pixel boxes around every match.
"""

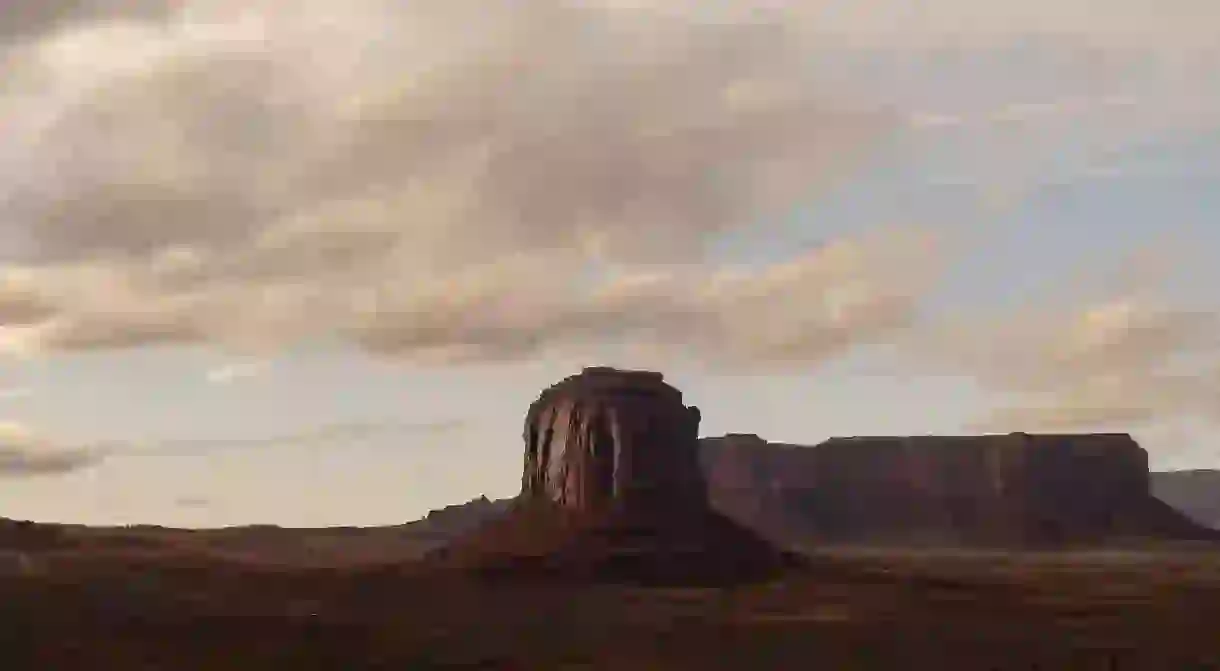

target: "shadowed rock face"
[702,433,1219,546]
[522,367,705,514]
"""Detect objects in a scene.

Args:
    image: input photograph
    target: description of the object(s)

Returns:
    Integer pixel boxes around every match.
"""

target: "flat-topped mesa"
[701,432,1217,546]
[522,367,705,514]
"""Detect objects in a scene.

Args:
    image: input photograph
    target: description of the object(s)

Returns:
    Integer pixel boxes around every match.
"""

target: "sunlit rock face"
[521,367,705,514]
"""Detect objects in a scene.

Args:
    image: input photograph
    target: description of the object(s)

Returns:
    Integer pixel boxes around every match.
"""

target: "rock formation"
[521,367,706,514]
[702,433,1220,546]
[425,368,800,585]
[416,495,512,536]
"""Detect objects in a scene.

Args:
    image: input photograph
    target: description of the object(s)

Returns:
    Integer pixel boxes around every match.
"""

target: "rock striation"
[426,368,800,585]
[701,432,1220,546]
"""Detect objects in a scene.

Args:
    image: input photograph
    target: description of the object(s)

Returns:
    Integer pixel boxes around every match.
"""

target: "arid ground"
[4,544,1220,669]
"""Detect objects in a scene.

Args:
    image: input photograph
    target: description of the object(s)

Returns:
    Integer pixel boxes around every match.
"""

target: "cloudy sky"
[2,0,1219,527]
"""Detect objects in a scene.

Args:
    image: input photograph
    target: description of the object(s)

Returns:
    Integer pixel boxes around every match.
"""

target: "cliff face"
[521,367,705,514]
[702,433,1217,546]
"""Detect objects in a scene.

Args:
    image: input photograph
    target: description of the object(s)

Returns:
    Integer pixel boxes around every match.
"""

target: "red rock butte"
[521,367,707,514]
[424,367,801,585]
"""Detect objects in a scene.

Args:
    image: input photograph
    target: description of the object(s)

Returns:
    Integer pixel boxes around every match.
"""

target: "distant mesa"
[424,367,802,585]
[1151,470,1220,530]
[702,432,1220,547]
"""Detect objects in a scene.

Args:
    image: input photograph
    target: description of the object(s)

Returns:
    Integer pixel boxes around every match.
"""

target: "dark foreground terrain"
[3,545,1220,670]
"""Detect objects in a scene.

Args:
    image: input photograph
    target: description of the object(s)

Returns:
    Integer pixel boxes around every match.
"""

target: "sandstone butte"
[423,367,803,585]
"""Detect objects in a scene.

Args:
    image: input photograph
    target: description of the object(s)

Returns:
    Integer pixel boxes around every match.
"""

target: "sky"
[2,0,1220,527]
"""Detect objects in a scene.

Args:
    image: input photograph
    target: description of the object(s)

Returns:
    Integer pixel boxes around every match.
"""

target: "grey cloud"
[926,300,1220,394]
[966,369,1220,433]
[0,446,101,476]
[308,16,884,265]
[0,0,923,368]
[0,388,32,401]
[788,0,1220,51]
[911,254,1220,431]
[965,383,1166,433]
[0,423,105,477]
[0,225,945,365]
[121,418,472,458]
[0,1,178,47]
[348,228,943,368]
[0,273,55,326]
[174,496,210,509]
[0,417,470,478]
[2,1,888,268]
[205,361,271,384]
[7,54,294,261]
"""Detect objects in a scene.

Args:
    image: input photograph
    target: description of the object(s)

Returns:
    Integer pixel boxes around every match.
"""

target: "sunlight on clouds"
[205,360,271,384]
[0,0,1217,444]
[917,255,1220,432]
[0,388,32,401]
[0,0,909,369]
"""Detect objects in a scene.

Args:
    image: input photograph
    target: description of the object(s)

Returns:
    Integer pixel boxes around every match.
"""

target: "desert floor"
[3,547,1220,669]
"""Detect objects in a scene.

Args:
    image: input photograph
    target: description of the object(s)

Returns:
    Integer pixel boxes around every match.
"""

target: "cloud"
[913,250,1220,432]
[964,365,1220,433]
[0,270,55,326]
[0,417,471,477]
[206,360,271,384]
[0,388,32,402]
[15,2,1205,375]
[965,377,1178,433]
[0,1,177,47]
[174,496,210,509]
[928,297,1218,394]
[122,418,472,457]
[1,0,886,263]
[907,95,1145,132]
[0,0,941,368]
[786,0,1220,52]
[344,226,944,367]
[0,421,104,477]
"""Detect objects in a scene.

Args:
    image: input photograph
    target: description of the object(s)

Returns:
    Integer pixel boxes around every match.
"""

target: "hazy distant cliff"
[1151,470,1220,530]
